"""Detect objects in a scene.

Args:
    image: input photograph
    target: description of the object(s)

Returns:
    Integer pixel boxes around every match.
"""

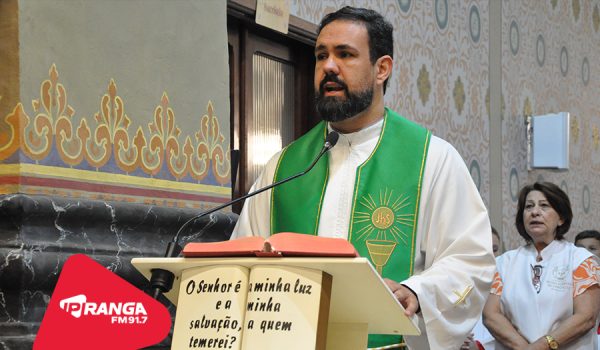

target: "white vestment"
[231,119,496,349]
[495,240,599,350]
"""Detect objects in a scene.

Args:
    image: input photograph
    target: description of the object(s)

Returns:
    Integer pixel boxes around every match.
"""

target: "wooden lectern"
[132,256,420,349]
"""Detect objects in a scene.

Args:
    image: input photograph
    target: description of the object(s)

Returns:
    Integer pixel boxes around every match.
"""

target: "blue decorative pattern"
[537,174,545,183]
[435,0,448,30]
[582,57,589,85]
[583,185,591,214]
[560,46,569,76]
[560,180,568,195]
[397,0,411,13]
[536,34,545,67]
[469,5,480,43]
[510,20,519,55]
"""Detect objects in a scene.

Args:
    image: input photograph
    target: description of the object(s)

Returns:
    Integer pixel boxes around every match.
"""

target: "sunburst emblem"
[353,189,414,275]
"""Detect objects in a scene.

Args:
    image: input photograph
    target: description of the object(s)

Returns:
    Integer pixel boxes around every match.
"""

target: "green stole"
[271,108,431,348]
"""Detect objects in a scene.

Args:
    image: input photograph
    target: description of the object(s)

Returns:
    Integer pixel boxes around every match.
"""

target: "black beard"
[314,79,374,122]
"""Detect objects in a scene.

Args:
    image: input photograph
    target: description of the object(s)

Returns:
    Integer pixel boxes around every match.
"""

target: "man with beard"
[231,6,495,350]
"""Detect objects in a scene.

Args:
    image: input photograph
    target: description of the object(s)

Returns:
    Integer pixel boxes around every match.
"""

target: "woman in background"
[483,182,599,350]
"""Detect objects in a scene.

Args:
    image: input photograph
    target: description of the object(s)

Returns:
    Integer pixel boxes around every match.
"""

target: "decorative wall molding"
[0,64,231,207]
[1,64,230,185]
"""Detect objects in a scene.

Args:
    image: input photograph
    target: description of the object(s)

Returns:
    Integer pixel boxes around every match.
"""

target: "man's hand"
[459,333,482,350]
[384,278,420,316]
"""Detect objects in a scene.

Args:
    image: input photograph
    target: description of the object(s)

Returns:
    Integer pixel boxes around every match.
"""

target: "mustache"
[319,73,348,93]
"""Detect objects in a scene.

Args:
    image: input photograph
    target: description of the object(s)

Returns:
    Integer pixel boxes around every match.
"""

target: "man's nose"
[322,56,340,75]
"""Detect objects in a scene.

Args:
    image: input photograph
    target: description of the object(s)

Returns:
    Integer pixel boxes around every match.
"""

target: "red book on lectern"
[182,232,359,258]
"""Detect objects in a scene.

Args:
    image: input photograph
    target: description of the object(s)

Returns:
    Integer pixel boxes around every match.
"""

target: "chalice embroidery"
[354,189,414,275]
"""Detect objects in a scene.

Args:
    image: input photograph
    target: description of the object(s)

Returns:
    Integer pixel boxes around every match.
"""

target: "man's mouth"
[321,83,347,97]
[323,82,344,92]
[320,75,348,96]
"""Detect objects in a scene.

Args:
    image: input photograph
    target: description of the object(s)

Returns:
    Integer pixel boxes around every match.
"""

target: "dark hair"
[575,230,600,243]
[515,182,572,243]
[491,226,500,240]
[491,226,502,254]
[318,6,394,93]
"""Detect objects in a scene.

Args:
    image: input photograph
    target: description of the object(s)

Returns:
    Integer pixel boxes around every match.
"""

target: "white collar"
[327,118,383,148]
[526,239,568,261]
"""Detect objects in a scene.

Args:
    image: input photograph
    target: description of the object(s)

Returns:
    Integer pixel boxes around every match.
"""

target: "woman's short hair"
[515,182,572,243]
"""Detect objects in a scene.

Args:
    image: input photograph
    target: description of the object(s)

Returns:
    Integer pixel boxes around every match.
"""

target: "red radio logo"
[34,254,171,350]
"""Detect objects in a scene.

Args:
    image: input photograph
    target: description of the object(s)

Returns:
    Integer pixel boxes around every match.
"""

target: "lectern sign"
[173,264,331,350]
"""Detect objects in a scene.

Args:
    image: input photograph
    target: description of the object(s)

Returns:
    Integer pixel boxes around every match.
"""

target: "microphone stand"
[149,131,339,299]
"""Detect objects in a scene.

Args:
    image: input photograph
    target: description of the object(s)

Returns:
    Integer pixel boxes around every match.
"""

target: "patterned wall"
[502,0,600,249]
[291,0,600,251]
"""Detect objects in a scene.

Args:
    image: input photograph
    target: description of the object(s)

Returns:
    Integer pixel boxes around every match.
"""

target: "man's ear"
[375,55,393,85]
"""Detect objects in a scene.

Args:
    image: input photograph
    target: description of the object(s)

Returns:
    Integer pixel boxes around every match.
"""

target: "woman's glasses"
[531,264,543,294]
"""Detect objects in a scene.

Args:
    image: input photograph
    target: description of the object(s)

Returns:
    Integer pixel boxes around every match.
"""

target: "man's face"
[575,238,600,257]
[314,20,376,122]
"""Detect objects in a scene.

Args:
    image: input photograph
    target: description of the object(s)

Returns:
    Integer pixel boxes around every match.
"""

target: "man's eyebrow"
[315,44,357,52]
[334,44,355,50]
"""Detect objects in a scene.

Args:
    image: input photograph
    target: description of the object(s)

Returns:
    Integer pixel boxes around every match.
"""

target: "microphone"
[149,130,339,299]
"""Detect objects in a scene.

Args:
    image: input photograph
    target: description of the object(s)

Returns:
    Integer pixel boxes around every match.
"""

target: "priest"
[231,6,495,349]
